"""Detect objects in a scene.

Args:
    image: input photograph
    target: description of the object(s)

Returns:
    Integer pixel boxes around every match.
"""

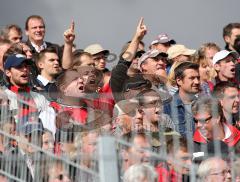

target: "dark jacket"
[25,40,62,60]
[110,58,146,102]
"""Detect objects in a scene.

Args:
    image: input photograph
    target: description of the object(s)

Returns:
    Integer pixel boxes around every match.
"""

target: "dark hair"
[223,23,240,38]
[234,35,240,53]
[72,49,84,57]
[71,51,92,69]
[167,137,188,154]
[25,15,45,30]
[0,39,11,46]
[55,69,81,94]
[174,62,199,80]
[135,89,162,106]
[213,81,238,99]
[127,40,145,47]
[35,47,59,70]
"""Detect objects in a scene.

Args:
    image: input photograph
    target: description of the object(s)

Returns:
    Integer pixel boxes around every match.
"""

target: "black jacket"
[25,40,62,60]
[110,58,148,102]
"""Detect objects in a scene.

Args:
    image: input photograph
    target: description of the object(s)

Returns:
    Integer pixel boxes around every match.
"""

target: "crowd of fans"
[0,15,239,182]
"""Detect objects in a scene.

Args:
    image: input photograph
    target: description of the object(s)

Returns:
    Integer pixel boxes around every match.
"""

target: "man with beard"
[213,50,238,84]
[2,54,53,124]
[165,62,200,137]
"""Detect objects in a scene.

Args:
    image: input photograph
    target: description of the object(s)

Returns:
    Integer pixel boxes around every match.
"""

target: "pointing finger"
[138,17,144,28]
[70,20,75,32]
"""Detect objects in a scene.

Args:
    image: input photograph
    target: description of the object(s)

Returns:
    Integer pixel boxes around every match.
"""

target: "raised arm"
[122,17,147,62]
[110,18,147,102]
[61,20,75,69]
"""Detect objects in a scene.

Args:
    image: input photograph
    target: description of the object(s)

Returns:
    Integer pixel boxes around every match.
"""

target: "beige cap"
[84,44,109,55]
[167,44,196,59]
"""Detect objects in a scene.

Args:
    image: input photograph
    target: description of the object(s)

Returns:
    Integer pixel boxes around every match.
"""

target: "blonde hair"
[194,43,220,81]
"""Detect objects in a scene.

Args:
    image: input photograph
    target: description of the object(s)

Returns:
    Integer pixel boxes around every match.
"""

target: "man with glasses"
[84,44,110,71]
[197,157,232,182]
[136,89,175,132]
[192,96,240,148]
[112,99,145,136]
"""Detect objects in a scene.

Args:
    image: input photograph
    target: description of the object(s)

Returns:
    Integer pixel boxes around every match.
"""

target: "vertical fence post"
[98,136,119,182]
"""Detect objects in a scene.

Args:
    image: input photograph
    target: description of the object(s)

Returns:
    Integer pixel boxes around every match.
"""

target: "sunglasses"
[194,115,212,124]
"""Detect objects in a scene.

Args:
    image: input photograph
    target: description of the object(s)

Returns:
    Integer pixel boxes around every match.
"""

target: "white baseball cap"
[212,50,239,65]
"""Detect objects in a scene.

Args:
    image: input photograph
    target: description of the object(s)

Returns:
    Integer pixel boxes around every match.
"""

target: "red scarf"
[156,163,183,182]
[50,101,87,124]
[10,85,38,123]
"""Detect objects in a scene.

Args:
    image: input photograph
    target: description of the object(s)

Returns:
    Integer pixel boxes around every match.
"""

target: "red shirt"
[156,163,183,182]
[96,82,115,116]
[10,85,38,122]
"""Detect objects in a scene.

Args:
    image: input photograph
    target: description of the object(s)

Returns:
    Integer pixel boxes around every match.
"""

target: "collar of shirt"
[37,75,55,86]
[31,41,47,53]
[174,91,197,107]
[198,122,231,141]
[223,122,231,140]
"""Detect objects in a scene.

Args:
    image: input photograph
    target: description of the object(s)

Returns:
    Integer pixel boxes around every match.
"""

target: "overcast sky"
[1,0,240,68]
